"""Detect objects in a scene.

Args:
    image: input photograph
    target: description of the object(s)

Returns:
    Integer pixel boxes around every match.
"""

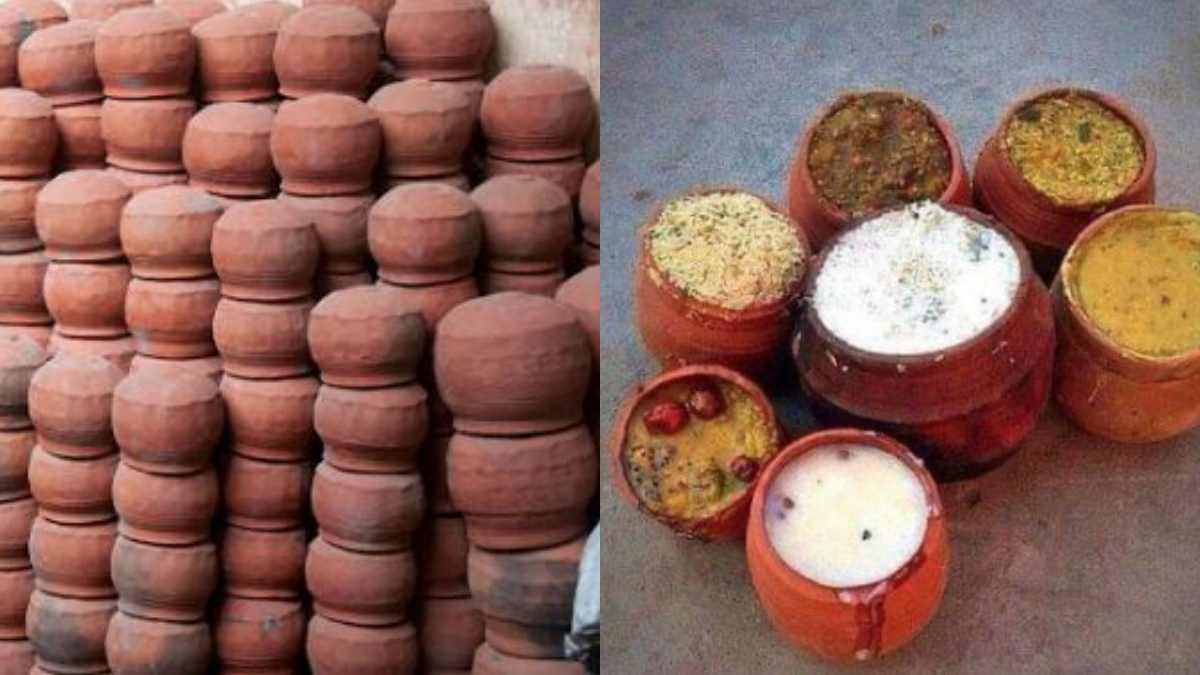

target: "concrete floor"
[598,1,1200,673]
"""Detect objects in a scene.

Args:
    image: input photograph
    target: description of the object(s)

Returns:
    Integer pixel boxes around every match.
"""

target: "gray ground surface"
[599,2,1200,673]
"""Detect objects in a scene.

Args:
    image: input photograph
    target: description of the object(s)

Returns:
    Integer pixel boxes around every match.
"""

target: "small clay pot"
[70,0,151,21]
[306,535,416,626]
[556,266,599,373]
[35,169,130,262]
[43,261,131,338]
[124,277,219,358]
[128,354,223,384]
[0,567,32,639]
[28,516,116,599]
[308,286,425,387]
[219,525,306,599]
[112,461,218,546]
[314,383,428,473]
[0,178,44,253]
[94,7,196,99]
[0,333,44,430]
[160,0,226,26]
[121,185,221,280]
[28,446,117,525]
[0,250,47,325]
[471,175,574,274]
[472,643,584,675]
[317,268,373,297]
[0,429,33,499]
[214,597,305,672]
[183,102,277,197]
[0,497,33,569]
[486,156,586,201]
[0,7,30,88]
[306,615,419,675]
[211,200,319,301]
[106,165,189,195]
[45,331,135,374]
[112,367,223,475]
[0,325,50,351]
[0,637,33,673]
[418,596,483,669]
[312,461,425,552]
[417,516,469,597]
[579,161,598,233]
[385,0,493,80]
[17,20,102,105]
[481,65,594,162]
[25,591,114,675]
[221,453,310,531]
[28,354,124,458]
[434,293,591,436]
[369,80,473,178]
[236,0,295,30]
[52,103,105,171]
[271,94,381,197]
[0,89,56,178]
[383,171,470,192]
[274,5,379,98]
[11,0,66,29]
[277,192,373,274]
[482,268,564,298]
[220,374,318,462]
[376,277,479,335]
[104,611,212,675]
[369,183,481,285]
[111,535,217,622]
[101,97,194,173]
[193,10,278,103]
[213,297,314,379]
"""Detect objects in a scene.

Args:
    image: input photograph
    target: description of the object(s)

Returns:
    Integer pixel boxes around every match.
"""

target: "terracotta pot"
[422,433,454,515]
[271,94,381,197]
[314,383,427,473]
[214,297,313,379]
[124,277,219,358]
[0,497,33,569]
[369,80,473,178]
[120,185,221,281]
[745,428,949,661]
[104,610,212,675]
[375,277,478,336]
[0,566,32,638]
[276,192,372,274]
[70,0,151,21]
[0,325,49,351]
[221,453,309,531]
[35,169,130,262]
[17,20,101,105]
[316,269,373,297]
[486,156,586,201]
[28,447,117,525]
[556,266,599,374]
[306,535,416,626]
[385,0,492,80]
[273,6,379,99]
[211,200,318,301]
[306,0,392,28]
[43,262,130,338]
[111,535,216,622]
[101,97,194,173]
[481,65,594,162]
[28,354,124,458]
[128,354,223,384]
[112,461,218,546]
[45,331,135,374]
[383,171,470,192]
[25,591,114,674]
[308,286,424,387]
[11,0,66,29]
[0,7,29,88]
[417,516,469,598]
[193,10,278,103]
[52,103,105,171]
[107,166,189,195]
[0,429,33,500]
[369,183,480,285]
[220,374,318,462]
[472,643,584,675]
[94,7,195,99]
[219,525,306,599]
[112,366,223,475]
[214,596,305,673]
[471,175,573,274]
[579,161,598,232]
[236,0,295,30]
[0,178,43,253]
[0,333,43,430]
[434,293,591,436]
[482,269,564,297]
[160,0,226,26]
[312,461,424,552]
[0,89,55,179]
[28,516,115,599]
[0,249,47,325]
[0,638,33,673]
[418,596,483,669]
[306,615,418,674]
[183,103,276,197]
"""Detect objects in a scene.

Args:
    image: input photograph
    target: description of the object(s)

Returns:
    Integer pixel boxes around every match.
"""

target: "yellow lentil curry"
[807,92,952,216]
[1069,208,1200,357]
[1005,92,1144,206]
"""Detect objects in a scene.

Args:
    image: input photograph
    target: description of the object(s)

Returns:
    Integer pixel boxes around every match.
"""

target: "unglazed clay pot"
[94,7,195,99]
[104,611,212,675]
[0,333,44,430]
[101,97,195,173]
[481,65,595,162]
[580,161,598,236]
[434,293,591,436]
[274,5,379,98]
[307,615,419,675]
[17,20,102,105]
[211,200,319,301]
[306,535,416,626]
[0,429,33,499]
[214,597,305,672]
[0,567,32,638]
[28,446,117,525]
[112,462,218,545]
[0,178,43,253]
[183,102,277,197]
[111,535,217,622]
[128,354,223,384]
[419,596,484,669]
[112,366,224,475]
[376,277,478,335]
[43,261,131,338]
[308,286,425,387]
[11,0,66,29]
[121,185,221,280]
[25,591,114,675]
[107,165,189,195]
[221,453,309,531]
[237,0,295,29]
[52,103,105,171]
[160,0,226,26]
[35,169,130,262]
[369,80,473,178]
[312,461,425,552]
[369,183,480,285]
[473,643,584,675]
[314,383,427,472]
[193,10,277,103]
[0,89,55,178]
[556,266,599,370]
[0,249,47,324]
[46,331,135,373]
[471,175,574,273]
[0,7,31,89]
[28,354,124,458]
[417,516,469,597]
[486,156,587,201]
[0,636,33,673]
[70,0,151,21]
[219,525,306,599]
[278,192,373,273]
[0,497,32,571]
[220,374,318,462]
[28,516,116,599]
[213,297,314,379]
[482,269,564,298]
[271,94,381,196]
[124,278,219,358]
[385,0,493,80]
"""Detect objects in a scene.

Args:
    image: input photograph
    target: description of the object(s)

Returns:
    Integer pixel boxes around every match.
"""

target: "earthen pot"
[472,175,574,273]
[11,0,66,29]
[221,453,310,531]
[271,94,381,196]
[211,200,318,301]
[369,183,480,285]
[314,383,428,472]
[104,610,212,675]
[277,192,372,273]
[214,597,305,673]
[305,0,392,28]
[52,103,105,170]
[120,185,221,280]
[419,596,483,669]
[417,516,469,597]
[421,433,454,514]
[237,0,295,30]
[308,286,425,387]
[0,429,33,499]
[0,325,50,351]
[274,5,379,98]
[28,354,124,458]
[0,637,33,673]
[481,65,594,162]
[0,249,48,324]
[383,171,470,192]
[0,89,55,178]
[482,268,564,297]
[306,615,419,675]
[486,156,587,201]
[70,0,151,21]
[35,169,130,262]
[434,293,591,436]
[0,566,32,638]
[183,102,276,197]
[25,591,114,675]
[28,447,117,525]
[124,278,219,358]
[0,178,43,253]
[128,354,223,384]
[106,165,189,194]
[45,331,135,373]
[0,7,31,88]
[385,0,492,80]
[160,0,226,26]
[112,461,218,545]
[112,367,223,475]
[193,10,278,103]
[213,297,314,379]
[472,643,585,675]
[94,7,195,99]
[368,80,473,178]
[305,535,416,626]
[579,161,598,234]
[0,497,33,569]
[556,266,599,372]
[17,20,102,105]
[317,268,373,297]
[111,535,217,622]
[0,333,44,430]
[312,461,425,552]
[220,374,318,462]
[28,516,116,599]
[219,525,306,599]
[43,261,131,338]
[101,96,194,173]
[376,277,478,335]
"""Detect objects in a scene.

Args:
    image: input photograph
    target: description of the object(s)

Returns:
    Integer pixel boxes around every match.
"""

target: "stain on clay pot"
[308,285,425,387]
[214,297,314,379]
[28,447,117,525]
[385,0,493,81]
[305,535,417,626]
[11,0,66,30]
[236,0,296,30]
[481,65,595,162]
[28,516,116,599]
[0,7,33,89]
[45,331,135,374]
[482,268,565,298]
[0,635,33,672]
[0,89,56,179]
[70,0,151,22]
[101,96,195,173]
[274,5,379,99]
[35,169,130,262]
[159,0,226,26]
[416,516,469,598]
[369,80,473,178]
[0,178,44,253]
[214,596,305,672]
[106,165,189,194]
[220,374,318,462]
[104,610,212,675]
[0,429,33,500]
[124,277,219,358]
[314,382,428,473]
[219,525,307,599]
[193,10,278,103]
[471,175,574,274]
[221,452,310,531]
[472,642,585,675]
[0,333,44,430]
[28,354,124,458]
[17,20,102,105]
[111,535,217,622]
[52,103,105,171]
[0,497,33,569]
[369,183,481,285]
[278,192,374,274]
[112,461,218,546]
[0,249,48,325]
[128,354,223,384]
[183,102,277,197]
[26,590,114,674]
[271,94,381,197]
[112,366,224,475]
[120,185,221,281]
[94,7,196,99]
[211,200,319,301]
[486,156,587,201]
[0,566,32,639]
[43,261,131,339]
[312,461,425,552]
[375,277,479,336]
[306,615,419,675]
[418,595,484,669]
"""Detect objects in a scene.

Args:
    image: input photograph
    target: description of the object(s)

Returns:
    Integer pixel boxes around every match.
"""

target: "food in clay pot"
[270,93,381,197]
[221,453,310,531]
[28,447,118,524]
[17,20,103,105]
[120,185,221,281]
[305,535,417,626]
[112,462,218,546]
[278,192,374,274]
[0,332,45,429]
[42,261,131,338]
[214,297,314,379]
[111,366,224,475]
[0,249,48,325]
[11,0,66,29]
[94,7,195,99]
[183,102,277,197]
[213,597,306,672]
[273,5,380,99]
[35,169,131,262]
[104,610,212,675]
[25,591,114,675]
[385,0,494,80]
[28,354,124,458]
[0,430,34,500]
[46,331,135,373]
[481,65,595,162]
[70,0,151,21]
[311,462,426,552]
[472,640,585,675]
[306,615,419,675]
[308,285,425,387]
[418,595,484,669]
[27,516,117,598]
[159,0,226,26]
[124,278,219,358]
[193,10,278,103]
[368,183,481,285]
[110,535,217,622]
[0,178,44,253]
[211,200,319,301]
[0,6,32,88]
[0,88,56,178]
[106,165,188,194]
[220,374,318,462]
[218,525,307,599]
[314,382,428,473]
[471,175,574,274]
[101,97,195,173]
[52,103,105,171]
[368,80,474,178]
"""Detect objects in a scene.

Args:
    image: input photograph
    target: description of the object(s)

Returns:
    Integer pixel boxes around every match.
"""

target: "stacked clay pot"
[471,175,575,296]
[274,5,380,100]
[369,80,475,191]
[577,161,599,267]
[193,7,279,105]
[0,6,32,89]
[305,285,428,673]
[26,354,123,674]
[183,102,278,201]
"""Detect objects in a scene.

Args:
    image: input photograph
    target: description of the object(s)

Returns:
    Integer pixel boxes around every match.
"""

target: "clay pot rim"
[374,182,474,220]
[607,363,783,541]
[368,80,473,115]
[96,6,190,36]
[124,184,223,217]
[217,199,311,233]
[275,94,377,129]
[194,9,274,37]
[0,177,46,193]
[20,19,100,49]
[53,103,103,118]
[279,5,378,37]
[41,170,130,205]
[0,89,53,118]
[487,155,587,170]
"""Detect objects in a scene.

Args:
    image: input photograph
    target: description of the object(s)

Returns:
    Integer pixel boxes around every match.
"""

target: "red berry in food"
[729,455,759,482]
[643,401,689,435]
[686,383,726,420]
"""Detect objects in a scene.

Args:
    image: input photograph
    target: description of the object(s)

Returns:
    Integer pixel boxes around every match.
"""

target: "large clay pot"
[486,156,586,201]
[221,453,310,531]
[308,286,424,387]
[17,20,102,105]
[52,103,105,171]
[0,636,33,673]
[214,297,314,379]
[312,461,425,552]
[25,591,114,675]
[120,185,221,281]
[369,80,473,178]
[417,516,469,598]
[273,5,379,99]
[124,278,219,358]
[183,102,276,197]
[193,10,278,103]
[236,0,295,30]
[314,383,427,473]
[28,446,117,525]
[471,175,573,274]
[305,0,392,28]
[271,94,381,197]
[28,354,124,458]
[220,374,318,462]
[0,333,44,430]
[0,497,33,569]
[481,268,564,298]
[43,261,131,338]
[112,367,224,475]
[70,0,151,21]
[11,0,66,29]
[579,161,598,239]
[219,525,306,599]
[28,516,116,599]
[112,462,218,546]
[556,266,599,376]
[94,7,195,99]
[434,293,591,436]
[305,535,416,626]
[0,429,33,500]
[107,165,188,195]
[214,597,305,673]
[0,249,48,324]
[418,596,483,669]
[35,169,130,262]
[128,354,223,384]
[376,277,478,335]
[46,331,135,374]
[277,192,373,274]
[211,200,318,301]
[104,610,211,675]
[369,183,480,285]
[0,89,55,179]
[306,615,418,675]
[159,0,226,26]
[101,97,194,173]
[472,643,584,675]
[0,567,32,639]
[481,65,594,162]
[384,0,493,80]
[0,178,43,253]
[111,535,217,622]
